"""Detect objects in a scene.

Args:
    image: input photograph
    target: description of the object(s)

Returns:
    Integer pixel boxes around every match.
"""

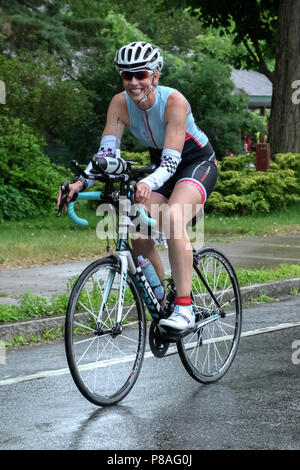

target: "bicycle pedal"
[159,327,189,343]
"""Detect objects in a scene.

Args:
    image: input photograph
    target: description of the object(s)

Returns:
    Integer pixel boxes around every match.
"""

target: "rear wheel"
[65,257,146,406]
[177,247,242,383]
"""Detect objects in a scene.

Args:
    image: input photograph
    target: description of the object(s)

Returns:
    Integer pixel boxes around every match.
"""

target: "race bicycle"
[59,154,242,407]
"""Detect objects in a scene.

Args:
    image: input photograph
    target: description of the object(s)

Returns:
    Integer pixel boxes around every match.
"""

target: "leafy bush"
[122,151,149,167]
[275,153,300,182]
[0,115,71,220]
[206,154,300,215]
[0,184,37,220]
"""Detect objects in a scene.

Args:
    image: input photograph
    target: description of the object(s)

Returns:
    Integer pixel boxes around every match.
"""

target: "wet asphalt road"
[0,295,299,451]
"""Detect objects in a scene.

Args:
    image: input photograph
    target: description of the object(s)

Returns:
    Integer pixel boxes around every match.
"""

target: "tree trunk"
[268,0,300,155]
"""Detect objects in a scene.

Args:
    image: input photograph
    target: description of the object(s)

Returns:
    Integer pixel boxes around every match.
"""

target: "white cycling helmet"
[114,41,163,74]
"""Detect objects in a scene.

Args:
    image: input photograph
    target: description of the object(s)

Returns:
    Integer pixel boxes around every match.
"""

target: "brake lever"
[57,181,69,217]
[57,181,78,217]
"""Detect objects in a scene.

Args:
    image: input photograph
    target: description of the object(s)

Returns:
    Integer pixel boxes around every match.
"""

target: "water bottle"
[138,256,165,302]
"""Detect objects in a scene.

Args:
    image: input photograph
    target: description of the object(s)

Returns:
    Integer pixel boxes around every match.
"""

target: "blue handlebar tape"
[68,191,157,228]
[67,191,102,227]
[137,207,157,227]
[77,192,103,201]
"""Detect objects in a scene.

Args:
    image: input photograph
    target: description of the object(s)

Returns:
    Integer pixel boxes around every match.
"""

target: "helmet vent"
[135,46,142,60]
[145,47,152,59]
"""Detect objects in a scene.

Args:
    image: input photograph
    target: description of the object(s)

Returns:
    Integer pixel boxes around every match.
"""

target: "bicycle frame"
[67,186,227,327]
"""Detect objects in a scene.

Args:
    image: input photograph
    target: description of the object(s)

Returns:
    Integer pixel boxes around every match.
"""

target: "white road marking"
[0,321,300,387]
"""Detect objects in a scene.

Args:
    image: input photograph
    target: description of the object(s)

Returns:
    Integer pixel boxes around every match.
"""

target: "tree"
[268,0,300,154]
[166,0,278,79]
[0,50,92,143]
[0,0,74,60]
[0,0,109,68]
[108,0,203,53]
[167,0,300,155]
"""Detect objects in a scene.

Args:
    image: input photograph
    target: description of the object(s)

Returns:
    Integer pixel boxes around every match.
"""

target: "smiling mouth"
[129,88,143,95]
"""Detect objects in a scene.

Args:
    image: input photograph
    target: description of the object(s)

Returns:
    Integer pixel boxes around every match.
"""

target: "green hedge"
[122,151,300,216]
[274,153,300,183]
[122,151,149,166]
[205,153,300,215]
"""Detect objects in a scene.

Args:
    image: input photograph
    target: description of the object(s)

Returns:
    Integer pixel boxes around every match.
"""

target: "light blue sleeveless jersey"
[124,85,208,150]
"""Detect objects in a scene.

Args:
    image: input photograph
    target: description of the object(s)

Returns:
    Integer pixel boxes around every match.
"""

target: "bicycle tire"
[65,256,146,406]
[177,247,242,383]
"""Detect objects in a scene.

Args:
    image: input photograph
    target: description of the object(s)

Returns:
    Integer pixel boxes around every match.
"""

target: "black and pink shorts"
[150,141,218,204]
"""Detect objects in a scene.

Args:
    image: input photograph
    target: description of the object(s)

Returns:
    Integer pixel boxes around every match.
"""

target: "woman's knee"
[131,236,154,256]
[163,204,186,239]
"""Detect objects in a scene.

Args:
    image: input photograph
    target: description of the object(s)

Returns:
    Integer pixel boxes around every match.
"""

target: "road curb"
[240,277,300,302]
[0,278,300,343]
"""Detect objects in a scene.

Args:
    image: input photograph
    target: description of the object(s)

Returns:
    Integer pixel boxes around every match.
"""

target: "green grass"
[0,203,109,269]
[204,202,300,236]
[191,264,300,293]
[237,264,300,286]
[4,327,64,347]
[0,290,69,324]
[247,294,275,304]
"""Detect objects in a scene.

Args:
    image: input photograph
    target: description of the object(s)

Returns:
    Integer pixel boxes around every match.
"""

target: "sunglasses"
[121,70,153,81]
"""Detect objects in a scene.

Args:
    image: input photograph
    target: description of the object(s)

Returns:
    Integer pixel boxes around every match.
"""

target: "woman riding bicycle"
[57,41,218,332]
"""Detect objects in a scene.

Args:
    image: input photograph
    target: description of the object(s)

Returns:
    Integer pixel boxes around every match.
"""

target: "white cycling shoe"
[159,305,195,331]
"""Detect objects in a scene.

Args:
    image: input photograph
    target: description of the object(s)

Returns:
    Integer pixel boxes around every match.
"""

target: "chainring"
[149,321,169,358]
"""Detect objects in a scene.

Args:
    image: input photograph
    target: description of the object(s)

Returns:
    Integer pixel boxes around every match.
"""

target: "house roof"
[230,69,273,107]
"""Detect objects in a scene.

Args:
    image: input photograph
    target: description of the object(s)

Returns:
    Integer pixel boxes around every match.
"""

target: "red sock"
[175,296,191,306]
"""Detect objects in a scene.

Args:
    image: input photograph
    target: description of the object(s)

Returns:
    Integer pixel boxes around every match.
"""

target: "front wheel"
[177,247,242,383]
[65,256,146,406]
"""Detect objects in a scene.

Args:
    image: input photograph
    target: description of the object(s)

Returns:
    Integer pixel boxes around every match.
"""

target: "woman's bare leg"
[164,183,203,297]
[130,192,166,284]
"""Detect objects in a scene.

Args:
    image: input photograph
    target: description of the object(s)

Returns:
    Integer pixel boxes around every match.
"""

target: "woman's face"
[122,71,159,107]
